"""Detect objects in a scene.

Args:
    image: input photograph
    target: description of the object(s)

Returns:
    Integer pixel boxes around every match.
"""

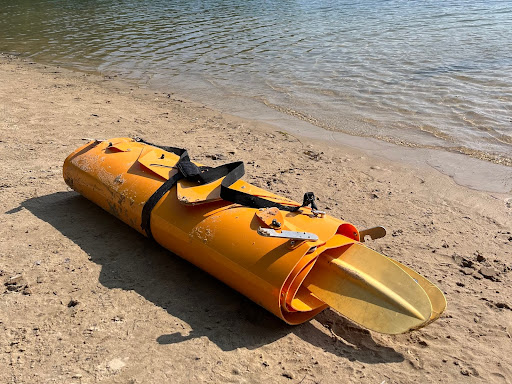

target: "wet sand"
[1,53,511,383]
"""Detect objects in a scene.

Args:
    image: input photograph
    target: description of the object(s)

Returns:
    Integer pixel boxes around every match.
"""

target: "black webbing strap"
[135,138,318,240]
[139,141,191,240]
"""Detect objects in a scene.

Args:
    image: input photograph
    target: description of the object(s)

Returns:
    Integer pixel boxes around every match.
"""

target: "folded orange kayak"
[63,137,446,333]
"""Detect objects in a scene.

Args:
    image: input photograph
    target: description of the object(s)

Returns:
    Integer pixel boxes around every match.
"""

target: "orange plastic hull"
[63,138,360,324]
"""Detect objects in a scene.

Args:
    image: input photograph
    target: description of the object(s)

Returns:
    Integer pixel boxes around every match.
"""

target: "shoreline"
[142,75,512,193]
[147,75,512,193]
[1,53,511,383]
[8,52,509,193]
[147,71,512,169]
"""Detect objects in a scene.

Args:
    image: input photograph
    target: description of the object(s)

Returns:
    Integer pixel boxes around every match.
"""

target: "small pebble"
[479,267,499,280]
[107,358,125,371]
[67,299,79,308]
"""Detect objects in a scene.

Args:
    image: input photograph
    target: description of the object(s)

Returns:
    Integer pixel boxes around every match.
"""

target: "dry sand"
[1,53,511,383]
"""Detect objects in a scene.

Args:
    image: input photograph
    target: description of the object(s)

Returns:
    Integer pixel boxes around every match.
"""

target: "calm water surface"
[1,0,511,163]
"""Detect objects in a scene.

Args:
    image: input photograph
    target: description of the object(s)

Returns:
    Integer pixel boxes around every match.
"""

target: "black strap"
[302,192,318,211]
[135,138,318,240]
[140,172,183,240]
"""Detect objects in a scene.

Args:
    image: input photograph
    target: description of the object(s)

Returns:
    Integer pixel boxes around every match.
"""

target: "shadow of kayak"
[16,191,403,364]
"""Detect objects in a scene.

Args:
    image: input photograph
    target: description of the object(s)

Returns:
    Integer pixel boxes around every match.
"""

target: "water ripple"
[1,0,511,162]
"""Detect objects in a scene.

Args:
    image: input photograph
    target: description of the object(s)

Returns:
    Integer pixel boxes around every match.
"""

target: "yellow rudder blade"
[304,242,442,334]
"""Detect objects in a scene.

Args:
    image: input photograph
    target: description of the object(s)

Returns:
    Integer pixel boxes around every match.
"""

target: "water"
[1,0,511,164]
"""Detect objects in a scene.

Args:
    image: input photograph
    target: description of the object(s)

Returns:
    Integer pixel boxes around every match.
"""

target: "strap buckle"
[177,161,201,181]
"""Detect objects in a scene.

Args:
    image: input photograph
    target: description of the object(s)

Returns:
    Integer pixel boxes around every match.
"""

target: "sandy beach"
[1,53,511,383]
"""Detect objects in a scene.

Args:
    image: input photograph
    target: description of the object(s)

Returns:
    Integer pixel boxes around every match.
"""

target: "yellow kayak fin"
[304,242,434,334]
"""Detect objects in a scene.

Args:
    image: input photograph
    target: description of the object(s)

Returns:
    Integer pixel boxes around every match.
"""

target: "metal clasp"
[311,209,326,218]
[257,227,319,242]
